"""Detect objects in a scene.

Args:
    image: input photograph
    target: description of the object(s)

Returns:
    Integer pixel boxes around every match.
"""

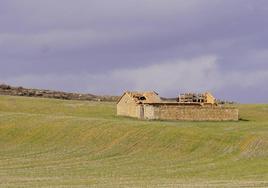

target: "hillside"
[0,95,267,187]
[0,84,119,102]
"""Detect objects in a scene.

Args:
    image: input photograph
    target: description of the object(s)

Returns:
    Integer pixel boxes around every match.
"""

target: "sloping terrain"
[0,95,267,187]
[0,84,119,101]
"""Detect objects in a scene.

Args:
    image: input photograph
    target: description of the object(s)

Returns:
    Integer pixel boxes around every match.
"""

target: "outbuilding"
[117,91,239,121]
[116,91,161,118]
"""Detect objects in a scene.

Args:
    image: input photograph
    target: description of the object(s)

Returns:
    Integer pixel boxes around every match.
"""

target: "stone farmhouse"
[117,91,239,121]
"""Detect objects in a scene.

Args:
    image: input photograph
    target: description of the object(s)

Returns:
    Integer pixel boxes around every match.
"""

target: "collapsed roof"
[118,91,217,106]
[121,91,162,104]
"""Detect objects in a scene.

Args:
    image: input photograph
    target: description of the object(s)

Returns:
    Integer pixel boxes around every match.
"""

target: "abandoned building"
[177,92,216,104]
[117,91,239,121]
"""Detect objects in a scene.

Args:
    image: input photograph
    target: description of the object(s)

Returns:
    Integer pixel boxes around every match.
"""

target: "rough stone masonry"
[117,91,239,121]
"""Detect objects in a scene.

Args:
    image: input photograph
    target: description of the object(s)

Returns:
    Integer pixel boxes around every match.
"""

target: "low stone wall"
[143,104,239,121]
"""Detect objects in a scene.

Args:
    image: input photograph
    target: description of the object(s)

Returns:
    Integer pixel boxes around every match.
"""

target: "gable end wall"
[117,94,141,118]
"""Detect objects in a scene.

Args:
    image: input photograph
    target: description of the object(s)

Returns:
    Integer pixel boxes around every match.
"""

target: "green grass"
[0,95,267,187]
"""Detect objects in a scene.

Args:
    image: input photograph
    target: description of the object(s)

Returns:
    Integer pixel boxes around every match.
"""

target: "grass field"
[0,95,267,187]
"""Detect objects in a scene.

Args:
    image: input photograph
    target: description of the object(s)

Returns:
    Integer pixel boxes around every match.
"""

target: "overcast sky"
[0,0,268,103]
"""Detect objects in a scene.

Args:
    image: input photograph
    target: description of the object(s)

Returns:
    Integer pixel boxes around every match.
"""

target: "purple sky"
[1,0,268,103]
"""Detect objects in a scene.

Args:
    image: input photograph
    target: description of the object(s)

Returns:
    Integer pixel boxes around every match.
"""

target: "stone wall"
[117,94,140,118]
[143,104,239,121]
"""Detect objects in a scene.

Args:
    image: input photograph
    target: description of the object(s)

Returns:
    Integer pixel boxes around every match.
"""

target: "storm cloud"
[0,0,268,102]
